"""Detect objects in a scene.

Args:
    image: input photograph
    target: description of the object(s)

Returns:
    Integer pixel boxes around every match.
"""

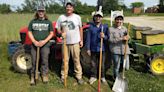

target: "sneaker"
[30,77,35,86]
[77,79,84,85]
[89,77,97,84]
[101,78,107,85]
[60,78,64,84]
[42,75,49,84]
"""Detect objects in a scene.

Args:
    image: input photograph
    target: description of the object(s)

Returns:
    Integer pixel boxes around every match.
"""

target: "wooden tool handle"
[122,23,131,78]
[35,47,40,80]
[98,25,104,92]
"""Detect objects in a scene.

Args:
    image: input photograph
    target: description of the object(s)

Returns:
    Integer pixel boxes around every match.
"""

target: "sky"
[0,0,160,10]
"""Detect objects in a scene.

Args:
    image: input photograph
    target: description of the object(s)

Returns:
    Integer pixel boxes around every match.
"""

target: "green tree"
[21,0,54,13]
[74,1,95,15]
[0,4,11,14]
[58,0,67,7]
[16,0,95,14]
[46,2,64,14]
[16,6,23,13]
[131,2,144,8]
[21,0,38,13]
[103,0,120,14]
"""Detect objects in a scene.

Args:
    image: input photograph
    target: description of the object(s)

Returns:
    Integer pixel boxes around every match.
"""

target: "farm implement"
[130,26,164,75]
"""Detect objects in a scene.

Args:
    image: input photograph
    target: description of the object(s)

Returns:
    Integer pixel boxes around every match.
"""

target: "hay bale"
[133,26,152,39]
[141,30,164,45]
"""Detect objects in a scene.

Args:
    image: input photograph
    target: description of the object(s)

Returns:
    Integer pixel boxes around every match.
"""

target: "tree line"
[0,0,129,14]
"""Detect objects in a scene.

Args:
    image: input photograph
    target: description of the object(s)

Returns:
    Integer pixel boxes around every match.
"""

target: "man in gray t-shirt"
[56,2,84,85]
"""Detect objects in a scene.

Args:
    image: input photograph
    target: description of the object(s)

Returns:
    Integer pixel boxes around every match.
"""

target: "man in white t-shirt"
[56,2,84,85]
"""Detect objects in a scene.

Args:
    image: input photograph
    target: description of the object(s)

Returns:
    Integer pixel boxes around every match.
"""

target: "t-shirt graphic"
[32,23,49,31]
[67,21,75,30]
[61,20,75,31]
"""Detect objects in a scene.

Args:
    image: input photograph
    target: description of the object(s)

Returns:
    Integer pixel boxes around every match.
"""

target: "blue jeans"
[112,54,129,78]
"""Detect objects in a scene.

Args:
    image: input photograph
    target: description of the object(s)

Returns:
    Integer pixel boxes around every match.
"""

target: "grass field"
[0,14,164,92]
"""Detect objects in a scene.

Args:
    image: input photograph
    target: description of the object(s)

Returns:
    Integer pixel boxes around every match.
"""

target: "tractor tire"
[11,45,32,73]
[150,55,164,75]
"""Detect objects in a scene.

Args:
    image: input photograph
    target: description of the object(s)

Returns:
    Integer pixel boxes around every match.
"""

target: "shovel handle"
[98,25,104,92]
[122,23,130,78]
[62,22,68,87]
[63,38,67,87]
[35,47,40,80]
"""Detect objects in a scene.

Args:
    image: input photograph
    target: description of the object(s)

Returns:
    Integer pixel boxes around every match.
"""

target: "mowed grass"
[0,14,164,92]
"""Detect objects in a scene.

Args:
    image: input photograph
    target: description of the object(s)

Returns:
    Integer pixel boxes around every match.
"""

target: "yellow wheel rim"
[151,56,164,75]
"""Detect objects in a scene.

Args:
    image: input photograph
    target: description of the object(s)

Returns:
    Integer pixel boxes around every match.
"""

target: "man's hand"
[62,32,66,39]
[100,32,105,38]
[87,50,91,56]
[79,41,83,48]
[33,41,41,47]
[123,35,130,41]
[39,40,47,47]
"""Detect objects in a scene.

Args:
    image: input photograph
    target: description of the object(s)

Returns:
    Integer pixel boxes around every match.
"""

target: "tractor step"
[130,53,139,62]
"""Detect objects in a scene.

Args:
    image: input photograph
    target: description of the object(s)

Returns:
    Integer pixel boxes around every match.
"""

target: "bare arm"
[79,27,83,47]
[80,27,83,42]
[28,31,36,43]
[28,31,41,47]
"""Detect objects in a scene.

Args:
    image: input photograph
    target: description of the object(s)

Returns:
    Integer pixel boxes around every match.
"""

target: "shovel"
[112,23,130,92]
[112,74,128,92]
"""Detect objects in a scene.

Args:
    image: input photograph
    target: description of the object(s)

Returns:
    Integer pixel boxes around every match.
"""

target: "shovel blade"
[112,77,128,92]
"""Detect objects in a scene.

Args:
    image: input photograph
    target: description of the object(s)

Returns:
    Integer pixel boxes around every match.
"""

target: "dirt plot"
[124,16,164,30]
[105,16,164,30]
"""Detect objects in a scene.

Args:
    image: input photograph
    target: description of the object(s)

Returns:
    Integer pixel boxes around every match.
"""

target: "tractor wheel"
[150,56,164,75]
[12,45,32,73]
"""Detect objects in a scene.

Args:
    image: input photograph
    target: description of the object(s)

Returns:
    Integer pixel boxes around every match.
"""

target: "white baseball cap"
[93,11,103,17]
[114,14,124,20]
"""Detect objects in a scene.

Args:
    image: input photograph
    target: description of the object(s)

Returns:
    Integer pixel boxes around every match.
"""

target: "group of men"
[28,2,130,85]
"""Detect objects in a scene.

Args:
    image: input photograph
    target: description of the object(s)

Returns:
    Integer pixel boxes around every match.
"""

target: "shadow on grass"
[48,46,89,79]
[105,74,115,89]
[130,59,149,73]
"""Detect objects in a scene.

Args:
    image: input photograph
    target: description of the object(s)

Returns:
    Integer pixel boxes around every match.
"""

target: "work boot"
[60,78,64,84]
[42,75,49,84]
[30,75,35,86]
[89,77,97,84]
[77,78,84,85]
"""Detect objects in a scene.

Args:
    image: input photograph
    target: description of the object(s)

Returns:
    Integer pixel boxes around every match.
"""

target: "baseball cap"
[37,6,45,11]
[94,11,103,17]
[65,2,75,7]
[114,14,124,20]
